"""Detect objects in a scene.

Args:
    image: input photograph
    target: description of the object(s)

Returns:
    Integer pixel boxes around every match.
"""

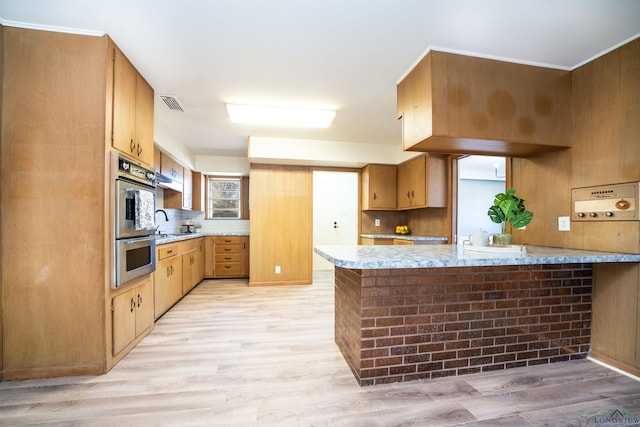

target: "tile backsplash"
[156,189,249,234]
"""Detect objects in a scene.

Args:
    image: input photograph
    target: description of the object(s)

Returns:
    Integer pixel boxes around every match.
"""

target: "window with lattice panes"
[206,177,241,219]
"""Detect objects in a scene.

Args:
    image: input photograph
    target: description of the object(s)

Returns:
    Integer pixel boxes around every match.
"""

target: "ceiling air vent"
[159,95,185,112]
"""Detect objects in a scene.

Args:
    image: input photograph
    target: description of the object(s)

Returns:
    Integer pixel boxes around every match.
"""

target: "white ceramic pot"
[470,229,490,246]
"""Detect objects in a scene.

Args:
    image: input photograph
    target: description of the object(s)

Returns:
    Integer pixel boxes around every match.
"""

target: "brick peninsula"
[314,244,640,386]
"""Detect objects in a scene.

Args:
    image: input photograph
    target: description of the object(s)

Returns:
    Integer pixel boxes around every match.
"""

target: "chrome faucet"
[154,209,169,233]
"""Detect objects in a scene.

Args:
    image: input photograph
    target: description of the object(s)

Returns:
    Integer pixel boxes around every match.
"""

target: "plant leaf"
[487,205,505,224]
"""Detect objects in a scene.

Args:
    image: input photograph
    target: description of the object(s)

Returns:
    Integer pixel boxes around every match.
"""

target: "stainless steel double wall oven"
[113,152,157,287]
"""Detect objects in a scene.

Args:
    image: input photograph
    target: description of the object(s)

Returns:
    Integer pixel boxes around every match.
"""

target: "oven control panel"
[116,154,156,187]
[572,182,638,221]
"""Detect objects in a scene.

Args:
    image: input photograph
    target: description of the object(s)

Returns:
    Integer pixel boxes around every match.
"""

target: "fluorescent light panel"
[226,103,336,128]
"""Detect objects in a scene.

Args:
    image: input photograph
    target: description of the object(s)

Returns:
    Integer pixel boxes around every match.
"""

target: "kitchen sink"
[153,232,196,238]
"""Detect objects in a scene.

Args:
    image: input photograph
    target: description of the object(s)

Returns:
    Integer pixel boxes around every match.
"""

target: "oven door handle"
[121,236,156,246]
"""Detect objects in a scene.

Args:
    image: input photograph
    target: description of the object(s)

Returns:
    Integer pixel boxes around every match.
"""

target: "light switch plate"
[375,219,381,227]
[558,216,571,231]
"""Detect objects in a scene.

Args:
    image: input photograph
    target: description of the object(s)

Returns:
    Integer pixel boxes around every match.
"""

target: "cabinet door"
[112,288,136,356]
[154,256,182,318]
[195,239,205,283]
[134,73,154,167]
[408,155,426,207]
[412,55,433,145]
[182,168,193,210]
[398,71,415,150]
[134,278,154,336]
[397,161,412,209]
[160,154,183,183]
[204,237,215,278]
[182,249,198,294]
[112,46,137,158]
[362,164,396,210]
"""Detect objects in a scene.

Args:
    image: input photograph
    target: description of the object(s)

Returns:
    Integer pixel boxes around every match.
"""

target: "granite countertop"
[154,232,249,244]
[314,244,640,269]
[361,234,448,242]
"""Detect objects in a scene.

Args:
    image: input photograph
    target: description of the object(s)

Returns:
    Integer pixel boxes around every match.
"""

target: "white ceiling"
[2,0,640,159]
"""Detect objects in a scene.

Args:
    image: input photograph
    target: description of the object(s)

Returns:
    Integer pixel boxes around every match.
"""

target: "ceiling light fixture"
[226,103,336,128]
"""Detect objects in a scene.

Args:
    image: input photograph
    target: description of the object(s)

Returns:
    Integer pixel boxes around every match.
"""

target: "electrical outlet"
[558,216,571,231]
[374,218,381,227]
[275,265,281,274]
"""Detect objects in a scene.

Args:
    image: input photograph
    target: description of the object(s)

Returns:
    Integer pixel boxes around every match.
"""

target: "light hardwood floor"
[1,270,639,426]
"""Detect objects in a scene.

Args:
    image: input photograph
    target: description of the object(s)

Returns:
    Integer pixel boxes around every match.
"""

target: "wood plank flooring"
[1,270,639,426]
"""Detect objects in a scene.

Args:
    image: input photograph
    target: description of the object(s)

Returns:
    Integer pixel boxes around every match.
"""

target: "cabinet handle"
[224,265,232,269]
[167,266,171,277]
[225,257,231,260]
[130,298,135,313]
[407,191,411,199]
[137,293,142,307]
[137,144,142,156]
[373,192,377,200]
[170,265,174,275]
[130,139,136,153]
[411,190,415,198]
[167,250,173,254]
[224,248,231,252]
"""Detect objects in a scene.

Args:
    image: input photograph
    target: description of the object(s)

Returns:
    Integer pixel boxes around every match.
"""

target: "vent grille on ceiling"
[159,95,185,112]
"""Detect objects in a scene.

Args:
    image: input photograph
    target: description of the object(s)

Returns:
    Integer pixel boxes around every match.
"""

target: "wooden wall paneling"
[249,165,312,286]
[591,263,640,376]
[361,210,407,235]
[580,52,621,187]
[0,23,4,378]
[511,38,640,376]
[1,28,108,379]
[619,38,640,182]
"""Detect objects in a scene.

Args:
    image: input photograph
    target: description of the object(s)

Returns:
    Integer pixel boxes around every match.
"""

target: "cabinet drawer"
[215,262,244,277]
[215,244,241,254]
[157,244,179,260]
[215,236,245,245]
[179,238,200,253]
[215,253,241,263]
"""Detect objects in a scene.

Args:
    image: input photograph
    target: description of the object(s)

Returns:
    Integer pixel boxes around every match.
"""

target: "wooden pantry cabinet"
[0,27,156,380]
[397,50,572,157]
[361,164,397,210]
[396,154,447,210]
[112,43,154,166]
[205,236,250,278]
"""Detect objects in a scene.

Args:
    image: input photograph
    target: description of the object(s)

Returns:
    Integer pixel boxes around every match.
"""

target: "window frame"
[204,175,249,220]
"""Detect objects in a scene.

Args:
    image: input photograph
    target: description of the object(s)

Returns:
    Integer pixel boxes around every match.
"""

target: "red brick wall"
[334,264,593,386]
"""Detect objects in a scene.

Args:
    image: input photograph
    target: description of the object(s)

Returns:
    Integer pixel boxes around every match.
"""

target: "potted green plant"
[487,188,533,245]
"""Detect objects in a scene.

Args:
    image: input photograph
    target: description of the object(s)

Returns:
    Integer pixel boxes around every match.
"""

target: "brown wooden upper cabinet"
[397,154,447,210]
[361,164,397,210]
[397,51,572,157]
[112,43,154,166]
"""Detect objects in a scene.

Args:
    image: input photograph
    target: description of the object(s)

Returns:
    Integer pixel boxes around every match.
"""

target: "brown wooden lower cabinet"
[154,238,205,320]
[204,236,249,278]
[112,275,154,357]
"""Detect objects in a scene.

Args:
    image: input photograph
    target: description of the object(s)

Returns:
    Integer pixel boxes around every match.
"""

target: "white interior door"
[312,171,358,270]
